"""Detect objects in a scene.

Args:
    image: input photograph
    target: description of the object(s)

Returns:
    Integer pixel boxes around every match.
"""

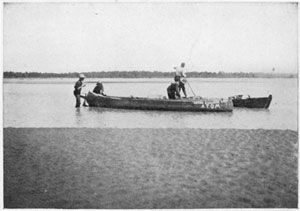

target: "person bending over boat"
[167,80,181,99]
[73,73,86,108]
[93,81,106,96]
[174,62,187,98]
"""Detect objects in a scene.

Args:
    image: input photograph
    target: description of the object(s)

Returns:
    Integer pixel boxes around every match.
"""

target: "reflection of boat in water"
[230,94,272,109]
[84,91,233,112]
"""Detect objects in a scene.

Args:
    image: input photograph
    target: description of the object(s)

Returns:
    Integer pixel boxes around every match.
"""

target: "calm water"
[3,78,298,130]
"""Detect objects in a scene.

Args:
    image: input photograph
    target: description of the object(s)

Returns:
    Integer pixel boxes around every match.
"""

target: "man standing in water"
[174,62,187,98]
[73,73,86,108]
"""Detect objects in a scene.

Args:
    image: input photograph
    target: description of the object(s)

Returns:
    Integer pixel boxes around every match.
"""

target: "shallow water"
[3,78,298,130]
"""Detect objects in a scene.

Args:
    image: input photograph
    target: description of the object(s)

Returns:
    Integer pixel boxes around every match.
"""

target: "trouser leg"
[75,94,81,107]
[182,86,187,98]
[179,83,187,98]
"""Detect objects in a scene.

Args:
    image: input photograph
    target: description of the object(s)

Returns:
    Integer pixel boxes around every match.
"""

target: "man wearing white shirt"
[174,62,187,98]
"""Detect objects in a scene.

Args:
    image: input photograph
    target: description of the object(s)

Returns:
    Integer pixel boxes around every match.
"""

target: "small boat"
[85,91,233,112]
[230,94,272,109]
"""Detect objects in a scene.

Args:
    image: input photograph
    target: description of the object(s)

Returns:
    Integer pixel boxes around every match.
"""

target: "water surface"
[4,78,297,130]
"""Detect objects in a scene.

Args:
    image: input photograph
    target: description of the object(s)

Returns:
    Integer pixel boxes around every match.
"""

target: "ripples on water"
[3,78,298,130]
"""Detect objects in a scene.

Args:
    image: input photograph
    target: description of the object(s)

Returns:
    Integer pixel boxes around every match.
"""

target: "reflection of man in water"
[73,73,86,108]
[174,62,187,98]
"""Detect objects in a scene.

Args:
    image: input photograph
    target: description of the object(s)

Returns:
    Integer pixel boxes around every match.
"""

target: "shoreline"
[3,77,297,84]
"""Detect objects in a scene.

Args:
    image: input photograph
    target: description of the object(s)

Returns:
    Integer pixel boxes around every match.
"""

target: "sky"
[3,2,298,73]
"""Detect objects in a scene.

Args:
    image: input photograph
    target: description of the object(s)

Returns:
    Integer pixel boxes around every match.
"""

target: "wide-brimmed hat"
[79,73,85,78]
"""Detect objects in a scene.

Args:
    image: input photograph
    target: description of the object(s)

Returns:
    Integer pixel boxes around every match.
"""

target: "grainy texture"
[4,128,298,208]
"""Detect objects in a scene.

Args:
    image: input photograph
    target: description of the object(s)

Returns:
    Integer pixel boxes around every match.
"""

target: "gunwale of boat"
[85,91,233,112]
[231,94,272,109]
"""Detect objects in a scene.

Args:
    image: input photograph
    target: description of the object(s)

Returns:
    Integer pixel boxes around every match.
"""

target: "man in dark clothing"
[167,81,181,99]
[93,81,106,96]
[73,73,86,107]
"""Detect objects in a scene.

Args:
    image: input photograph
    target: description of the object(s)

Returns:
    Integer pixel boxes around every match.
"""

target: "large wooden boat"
[85,91,233,112]
[231,94,272,109]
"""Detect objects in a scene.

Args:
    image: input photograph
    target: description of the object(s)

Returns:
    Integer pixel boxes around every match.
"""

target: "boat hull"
[86,92,233,112]
[232,95,272,109]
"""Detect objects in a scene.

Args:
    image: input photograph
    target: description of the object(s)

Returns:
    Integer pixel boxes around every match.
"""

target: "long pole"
[186,79,196,97]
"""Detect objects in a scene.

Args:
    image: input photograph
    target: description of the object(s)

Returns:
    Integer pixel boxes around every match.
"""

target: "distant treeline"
[3,71,297,78]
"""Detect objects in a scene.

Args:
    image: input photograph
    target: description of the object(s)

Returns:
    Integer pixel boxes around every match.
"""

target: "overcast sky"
[3,2,298,73]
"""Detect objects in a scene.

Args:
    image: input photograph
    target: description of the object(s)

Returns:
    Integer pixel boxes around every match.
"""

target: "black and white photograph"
[3,1,298,208]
